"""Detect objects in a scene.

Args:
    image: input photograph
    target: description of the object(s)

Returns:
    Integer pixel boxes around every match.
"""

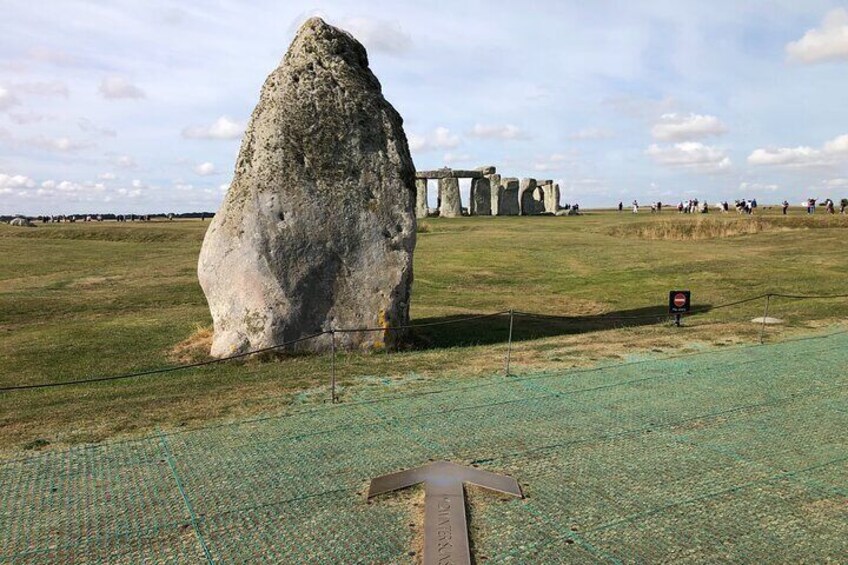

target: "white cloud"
[748,133,848,168]
[0,87,20,112]
[443,152,472,164]
[747,146,822,167]
[99,76,146,99]
[98,172,116,180]
[824,178,848,188]
[468,124,529,140]
[131,179,145,189]
[651,113,727,141]
[786,8,848,64]
[115,155,137,168]
[408,127,460,152]
[568,127,614,140]
[823,134,848,153]
[182,116,245,140]
[35,136,94,152]
[339,17,412,54]
[739,181,779,193]
[532,152,578,172]
[194,162,216,176]
[646,142,732,173]
[0,173,36,190]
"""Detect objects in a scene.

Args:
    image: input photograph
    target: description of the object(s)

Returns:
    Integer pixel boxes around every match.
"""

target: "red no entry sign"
[669,290,691,314]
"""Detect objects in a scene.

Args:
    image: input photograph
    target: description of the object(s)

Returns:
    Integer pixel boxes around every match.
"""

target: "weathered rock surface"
[519,178,543,215]
[415,179,428,219]
[499,178,520,215]
[438,177,461,217]
[470,177,491,215]
[416,169,483,179]
[488,173,502,215]
[198,17,416,357]
[543,182,561,213]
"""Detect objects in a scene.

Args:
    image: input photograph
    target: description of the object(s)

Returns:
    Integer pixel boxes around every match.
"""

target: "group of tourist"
[620,197,847,215]
[801,198,845,214]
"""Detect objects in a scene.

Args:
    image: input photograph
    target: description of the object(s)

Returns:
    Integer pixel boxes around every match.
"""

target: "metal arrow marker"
[368,461,523,565]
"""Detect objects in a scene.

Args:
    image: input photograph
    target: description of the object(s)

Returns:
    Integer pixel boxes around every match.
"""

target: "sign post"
[669,290,691,327]
[368,461,523,564]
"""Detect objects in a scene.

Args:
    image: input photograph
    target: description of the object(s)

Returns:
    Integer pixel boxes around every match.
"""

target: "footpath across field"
[1,331,846,563]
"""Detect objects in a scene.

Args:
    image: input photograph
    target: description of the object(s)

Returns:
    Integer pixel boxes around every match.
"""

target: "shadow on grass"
[409,304,714,350]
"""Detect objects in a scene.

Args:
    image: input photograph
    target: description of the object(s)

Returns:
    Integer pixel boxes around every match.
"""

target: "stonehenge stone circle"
[412,165,563,219]
[198,17,416,358]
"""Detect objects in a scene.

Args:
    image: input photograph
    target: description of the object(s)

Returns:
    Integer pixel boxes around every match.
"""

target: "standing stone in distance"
[198,17,416,357]
[470,177,491,215]
[488,173,502,215]
[499,178,520,215]
[438,177,461,218]
[519,178,540,215]
[415,179,429,219]
[544,182,561,213]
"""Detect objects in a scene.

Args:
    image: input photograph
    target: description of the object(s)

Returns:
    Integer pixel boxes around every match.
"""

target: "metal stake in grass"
[330,330,337,403]
[505,309,514,377]
[760,294,771,344]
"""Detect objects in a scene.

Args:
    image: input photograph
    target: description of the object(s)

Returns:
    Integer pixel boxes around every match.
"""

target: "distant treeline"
[2,212,217,222]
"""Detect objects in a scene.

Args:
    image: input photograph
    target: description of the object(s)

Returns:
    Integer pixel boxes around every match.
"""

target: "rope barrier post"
[760,294,771,344]
[504,309,514,377]
[330,329,337,404]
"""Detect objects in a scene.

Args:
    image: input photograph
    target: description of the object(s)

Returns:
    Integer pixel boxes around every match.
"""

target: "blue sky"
[1,0,848,214]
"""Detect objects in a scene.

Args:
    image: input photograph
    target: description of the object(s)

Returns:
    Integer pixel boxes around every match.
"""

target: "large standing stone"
[519,178,542,215]
[488,173,502,215]
[470,177,491,215]
[544,182,561,213]
[415,178,429,219]
[439,177,461,218]
[197,17,416,357]
[499,178,520,215]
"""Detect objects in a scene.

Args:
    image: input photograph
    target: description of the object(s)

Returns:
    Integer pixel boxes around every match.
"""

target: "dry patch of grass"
[169,324,213,363]
[609,215,848,240]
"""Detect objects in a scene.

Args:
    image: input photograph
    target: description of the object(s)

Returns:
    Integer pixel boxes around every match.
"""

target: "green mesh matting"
[1,333,846,563]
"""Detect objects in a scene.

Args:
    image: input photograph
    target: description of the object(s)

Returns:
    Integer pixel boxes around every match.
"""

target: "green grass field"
[1,209,847,455]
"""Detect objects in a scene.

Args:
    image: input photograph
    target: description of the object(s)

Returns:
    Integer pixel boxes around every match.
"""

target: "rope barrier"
[1,291,844,394]
[0,331,328,392]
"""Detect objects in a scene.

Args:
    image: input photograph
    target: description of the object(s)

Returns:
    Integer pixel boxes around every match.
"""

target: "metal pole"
[504,309,514,376]
[330,330,337,403]
[760,294,771,344]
